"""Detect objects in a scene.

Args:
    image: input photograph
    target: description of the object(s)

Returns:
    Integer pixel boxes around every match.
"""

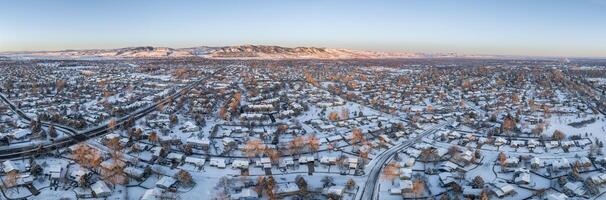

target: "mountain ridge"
[1,45,495,59]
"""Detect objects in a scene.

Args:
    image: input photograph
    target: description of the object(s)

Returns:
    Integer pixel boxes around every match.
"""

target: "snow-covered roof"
[124,166,145,178]
[232,159,250,169]
[184,157,206,166]
[156,176,177,189]
[91,180,111,196]
[2,160,18,173]
[323,186,345,196]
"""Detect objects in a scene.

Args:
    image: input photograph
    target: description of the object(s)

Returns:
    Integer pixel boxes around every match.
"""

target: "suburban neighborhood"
[0,57,606,200]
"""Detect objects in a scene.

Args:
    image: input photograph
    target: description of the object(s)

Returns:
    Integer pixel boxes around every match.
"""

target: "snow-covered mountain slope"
[3,45,482,59]
[27,47,194,58]
[201,45,425,59]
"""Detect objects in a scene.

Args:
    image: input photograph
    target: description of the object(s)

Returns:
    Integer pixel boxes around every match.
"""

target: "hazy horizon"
[1,0,605,57]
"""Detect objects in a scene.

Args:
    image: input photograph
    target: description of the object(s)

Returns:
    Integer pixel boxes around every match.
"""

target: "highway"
[0,67,224,160]
[0,92,78,136]
[356,119,452,200]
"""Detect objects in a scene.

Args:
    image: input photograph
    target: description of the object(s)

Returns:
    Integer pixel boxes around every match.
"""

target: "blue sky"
[1,0,605,57]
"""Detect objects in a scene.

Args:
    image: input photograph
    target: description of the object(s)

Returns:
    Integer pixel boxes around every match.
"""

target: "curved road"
[0,67,224,160]
[0,92,78,135]
[357,119,452,200]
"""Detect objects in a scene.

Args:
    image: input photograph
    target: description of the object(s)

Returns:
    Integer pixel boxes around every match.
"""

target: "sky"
[0,0,605,57]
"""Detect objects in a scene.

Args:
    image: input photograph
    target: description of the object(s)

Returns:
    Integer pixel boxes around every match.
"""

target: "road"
[0,67,224,160]
[356,119,452,200]
[576,78,606,115]
[0,92,78,136]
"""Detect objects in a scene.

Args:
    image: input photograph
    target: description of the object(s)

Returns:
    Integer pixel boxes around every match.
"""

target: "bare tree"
[218,107,229,121]
[265,149,280,165]
[103,150,127,187]
[266,176,277,200]
[295,175,308,194]
[177,169,194,187]
[307,135,320,156]
[412,179,425,198]
[498,151,507,170]
[502,114,516,133]
[48,125,58,138]
[472,176,485,188]
[304,70,318,86]
[229,92,241,113]
[382,162,400,184]
[552,130,565,141]
[346,178,356,190]
[56,79,66,94]
[148,131,159,144]
[350,128,365,145]
[287,136,305,156]
[108,118,117,131]
[328,112,339,121]
[182,144,193,156]
[447,146,460,157]
[71,143,102,169]
[255,176,265,197]
[169,114,178,127]
[420,148,438,162]
[244,139,263,158]
[3,171,18,190]
[106,137,122,153]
